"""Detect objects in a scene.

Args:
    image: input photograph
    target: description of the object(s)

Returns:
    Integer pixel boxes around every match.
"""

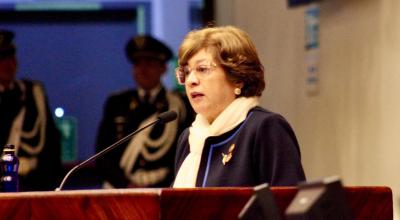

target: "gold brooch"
[221,144,235,165]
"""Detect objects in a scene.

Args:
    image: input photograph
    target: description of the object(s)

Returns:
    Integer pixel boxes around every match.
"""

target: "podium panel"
[160,187,392,220]
[0,186,392,220]
[0,189,160,220]
[161,188,253,220]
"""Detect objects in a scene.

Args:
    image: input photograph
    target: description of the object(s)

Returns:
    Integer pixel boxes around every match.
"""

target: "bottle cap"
[3,144,15,152]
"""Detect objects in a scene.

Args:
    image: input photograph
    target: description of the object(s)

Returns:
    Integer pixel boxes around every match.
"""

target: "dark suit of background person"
[0,30,62,191]
[96,35,194,188]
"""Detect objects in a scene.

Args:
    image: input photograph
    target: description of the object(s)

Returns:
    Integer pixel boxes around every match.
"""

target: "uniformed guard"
[96,35,194,188]
[0,29,62,191]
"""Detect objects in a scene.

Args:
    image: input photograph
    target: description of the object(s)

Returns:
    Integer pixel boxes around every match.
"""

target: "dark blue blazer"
[174,106,306,187]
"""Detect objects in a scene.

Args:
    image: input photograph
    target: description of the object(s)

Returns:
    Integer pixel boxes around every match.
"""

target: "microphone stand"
[55,118,161,191]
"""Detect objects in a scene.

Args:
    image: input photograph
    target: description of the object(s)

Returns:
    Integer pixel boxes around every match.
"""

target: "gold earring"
[234,88,241,95]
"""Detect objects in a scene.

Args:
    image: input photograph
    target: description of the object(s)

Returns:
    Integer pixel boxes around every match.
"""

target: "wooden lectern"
[0,187,392,220]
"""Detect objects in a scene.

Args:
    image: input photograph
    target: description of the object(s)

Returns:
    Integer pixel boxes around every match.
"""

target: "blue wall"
[1,1,202,163]
[1,13,145,160]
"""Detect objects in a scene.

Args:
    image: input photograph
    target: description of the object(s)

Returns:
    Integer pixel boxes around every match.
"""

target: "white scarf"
[173,96,259,188]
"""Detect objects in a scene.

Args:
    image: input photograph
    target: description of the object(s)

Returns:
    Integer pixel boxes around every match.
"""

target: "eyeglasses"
[175,63,217,85]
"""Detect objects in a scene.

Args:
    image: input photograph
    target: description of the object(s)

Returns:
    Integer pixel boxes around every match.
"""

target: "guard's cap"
[0,30,16,60]
[125,35,173,63]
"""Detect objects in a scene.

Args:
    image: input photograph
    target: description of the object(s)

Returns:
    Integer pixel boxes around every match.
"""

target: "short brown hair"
[177,26,265,97]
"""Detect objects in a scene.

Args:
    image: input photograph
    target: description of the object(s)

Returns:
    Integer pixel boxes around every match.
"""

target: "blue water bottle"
[0,144,19,192]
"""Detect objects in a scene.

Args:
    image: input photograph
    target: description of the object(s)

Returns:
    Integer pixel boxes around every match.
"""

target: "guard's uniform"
[0,29,62,191]
[96,87,192,188]
[0,79,62,191]
[95,35,194,188]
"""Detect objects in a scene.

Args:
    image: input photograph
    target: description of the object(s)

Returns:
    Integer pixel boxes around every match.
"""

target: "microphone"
[55,110,178,191]
[157,110,177,124]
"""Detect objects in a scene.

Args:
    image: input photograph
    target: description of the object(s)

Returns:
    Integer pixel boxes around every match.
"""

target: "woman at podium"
[173,26,305,188]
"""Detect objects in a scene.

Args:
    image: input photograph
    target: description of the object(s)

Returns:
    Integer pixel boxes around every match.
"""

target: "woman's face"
[185,49,238,123]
